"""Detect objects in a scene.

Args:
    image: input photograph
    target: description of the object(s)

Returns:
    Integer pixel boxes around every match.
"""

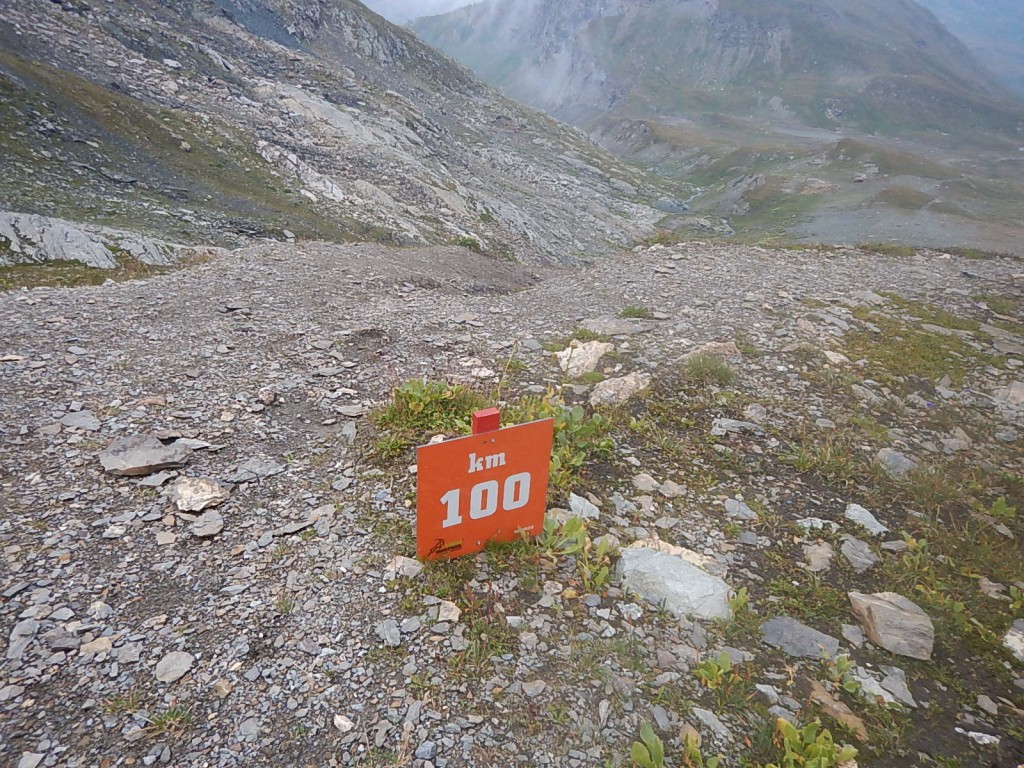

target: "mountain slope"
[918,0,1024,97]
[0,0,666,264]
[412,0,1023,138]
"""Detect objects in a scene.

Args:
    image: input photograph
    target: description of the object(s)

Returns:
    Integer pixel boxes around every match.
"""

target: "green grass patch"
[880,293,981,332]
[620,305,654,319]
[371,379,487,460]
[683,354,737,387]
[844,312,987,387]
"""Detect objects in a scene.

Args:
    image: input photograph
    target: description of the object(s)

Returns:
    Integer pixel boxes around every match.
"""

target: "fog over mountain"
[361,0,476,23]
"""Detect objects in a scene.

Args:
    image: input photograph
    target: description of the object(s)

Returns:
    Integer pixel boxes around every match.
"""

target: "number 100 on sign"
[416,419,554,561]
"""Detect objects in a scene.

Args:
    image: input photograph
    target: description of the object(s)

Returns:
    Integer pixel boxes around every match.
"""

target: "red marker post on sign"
[416,409,554,561]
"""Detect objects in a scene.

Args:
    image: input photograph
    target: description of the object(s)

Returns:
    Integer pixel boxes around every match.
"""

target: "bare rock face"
[849,592,934,660]
[99,435,192,477]
[0,212,196,268]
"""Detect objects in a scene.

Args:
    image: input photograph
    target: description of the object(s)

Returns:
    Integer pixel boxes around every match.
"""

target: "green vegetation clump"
[684,354,737,386]
[620,305,654,319]
[371,382,613,494]
[372,379,487,459]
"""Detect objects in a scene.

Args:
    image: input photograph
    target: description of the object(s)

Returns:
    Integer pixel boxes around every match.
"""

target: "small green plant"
[695,651,734,691]
[620,305,654,319]
[1010,586,1024,616]
[538,515,588,560]
[631,722,666,768]
[274,596,296,615]
[682,728,722,768]
[146,704,194,735]
[103,688,142,715]
[577,534,613,592]
[728,587,751,615]
[985,496,1017,520]
[684,354,736,386]
[767,718,857,768]
[822,653,861,696]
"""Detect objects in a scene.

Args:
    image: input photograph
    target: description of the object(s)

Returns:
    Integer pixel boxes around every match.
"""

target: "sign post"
[416,410,554,561]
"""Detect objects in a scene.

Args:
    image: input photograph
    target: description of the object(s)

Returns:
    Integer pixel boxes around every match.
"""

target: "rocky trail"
[2,241,1024,768]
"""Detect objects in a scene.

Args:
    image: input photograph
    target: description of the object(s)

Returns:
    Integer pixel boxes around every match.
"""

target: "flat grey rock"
[725,498,757,520]
[589,372,651,406]
[618,548,732,621]
[802,542,834,573]
[569,493,600,520]
[841,536,878,573]
[711,418,765,437]
[760,616,840,659]
[1003,619,1024,664]
[225,457,286,484]
[190,510,225,538]
[6,619,39,661]
[377,620,401,647]
[876,448,916,479]
[99,435,192,477]
[61,409,101,431]
[849,591,934,660]
[155,651,195,683]
[845,503,888,536]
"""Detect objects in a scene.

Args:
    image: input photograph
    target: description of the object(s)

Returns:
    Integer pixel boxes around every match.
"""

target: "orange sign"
[416,418,554,561]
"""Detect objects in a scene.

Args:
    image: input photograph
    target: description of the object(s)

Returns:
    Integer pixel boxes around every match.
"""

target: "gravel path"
[1,241,1021,767]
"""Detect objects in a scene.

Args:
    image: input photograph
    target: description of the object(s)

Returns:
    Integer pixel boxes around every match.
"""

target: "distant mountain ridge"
[0,0,665,265]
[412,0,1023,138]
[917,0,1024,97]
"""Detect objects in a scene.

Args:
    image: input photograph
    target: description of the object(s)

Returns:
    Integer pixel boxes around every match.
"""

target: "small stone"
[760,617,840,659]
[437,600,462,623]
[977,695,999,716]
[711,418,765,437]
[377,620,401,647]
[802,542,833,573]
[17,754,44,768]
[556,340,614,378]
[99,435,192,476]
[589,372,651,406]
[80,637,113,656]
[569,493,600,519]
[61,409,101,431]
[840,536,878,573]
[334,714,355,733]
[155,651,195,683]
[522,680,547,697]
[383,556,423,580]
[1004,619,1024,664]
[632,473,659,493]
[414,741,438,760]
[849,592,934,660]
[845,504,888,536]
[212,679,233,698]
[876,448,916,479]
[725,498,757,520]
[6,619,39,661]
[659,480,683,499]
[169,477,230,512]
[190,510,224,538]
[618,548,732,621]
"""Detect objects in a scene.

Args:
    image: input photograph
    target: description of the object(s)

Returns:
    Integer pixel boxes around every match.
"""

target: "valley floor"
[1,241,1022,767]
